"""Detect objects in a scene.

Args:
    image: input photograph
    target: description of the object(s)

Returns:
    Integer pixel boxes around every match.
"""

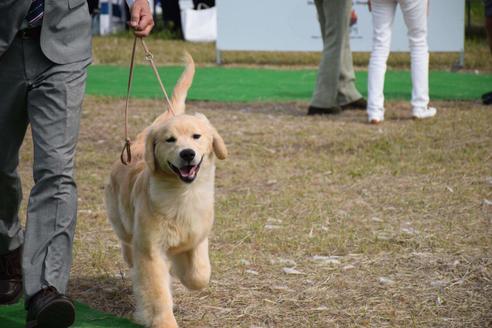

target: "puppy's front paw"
[151,320,178,328]
[151,313,178,328]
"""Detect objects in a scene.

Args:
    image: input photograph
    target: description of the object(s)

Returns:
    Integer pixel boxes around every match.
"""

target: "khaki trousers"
[311,0,362,108]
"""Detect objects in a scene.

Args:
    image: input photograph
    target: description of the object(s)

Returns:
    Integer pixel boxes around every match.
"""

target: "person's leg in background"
[162,0,183,38]
[399,0,436,119]
[367,0,397,123]
[308,0,350,115]
[337,5,365,110]
[486,0,492,52]
[0,37,29,305]
[481,0,492,105]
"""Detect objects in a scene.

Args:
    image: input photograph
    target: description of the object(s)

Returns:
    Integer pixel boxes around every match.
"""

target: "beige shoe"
[412,107,437,119]
[368,108,384,124]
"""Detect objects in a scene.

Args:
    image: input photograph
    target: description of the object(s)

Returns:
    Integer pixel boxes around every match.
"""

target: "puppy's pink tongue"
[179,166,196,177]
[190,166,197,175]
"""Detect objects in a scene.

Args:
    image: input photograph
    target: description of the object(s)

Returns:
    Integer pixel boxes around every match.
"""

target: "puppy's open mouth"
[168,157,203,183]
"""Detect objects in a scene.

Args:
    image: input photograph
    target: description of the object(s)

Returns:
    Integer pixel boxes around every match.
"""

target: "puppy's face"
[145,114,227,183]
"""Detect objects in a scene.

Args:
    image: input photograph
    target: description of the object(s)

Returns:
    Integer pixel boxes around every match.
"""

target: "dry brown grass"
[92,37,492,72]
[17,97,492,327]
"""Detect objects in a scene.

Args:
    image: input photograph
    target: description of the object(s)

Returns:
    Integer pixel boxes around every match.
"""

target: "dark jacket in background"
[161,0,215,36]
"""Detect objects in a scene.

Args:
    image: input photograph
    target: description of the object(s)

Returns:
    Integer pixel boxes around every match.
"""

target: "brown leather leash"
[120,36,176,165]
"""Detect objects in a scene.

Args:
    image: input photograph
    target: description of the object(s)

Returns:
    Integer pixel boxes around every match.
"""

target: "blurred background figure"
[88,0,100,15]
[366,0,436,124]
[482,0,492,104]
[160,0,215,39]
[307,0,367,116]
[485,0,492,51]
[161,0,184,38]
[350,9,358,26]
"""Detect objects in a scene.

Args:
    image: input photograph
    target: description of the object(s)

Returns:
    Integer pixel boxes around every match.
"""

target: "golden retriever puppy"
[104,54,227,328]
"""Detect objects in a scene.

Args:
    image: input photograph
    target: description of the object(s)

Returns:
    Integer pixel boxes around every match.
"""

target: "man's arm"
[126,0,154,37]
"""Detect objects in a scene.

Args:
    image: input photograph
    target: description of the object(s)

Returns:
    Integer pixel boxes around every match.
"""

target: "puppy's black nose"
[180,149,196,162]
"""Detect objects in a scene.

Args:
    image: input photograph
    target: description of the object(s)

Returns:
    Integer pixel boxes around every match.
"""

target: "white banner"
[217,0,465,53]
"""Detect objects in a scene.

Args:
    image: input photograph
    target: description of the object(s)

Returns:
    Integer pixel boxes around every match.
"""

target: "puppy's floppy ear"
[212,126,227,160]
[194,113,227,160]
[144,128,156,172]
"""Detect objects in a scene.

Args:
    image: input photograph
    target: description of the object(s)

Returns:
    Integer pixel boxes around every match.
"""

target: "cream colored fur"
[104,54,227,328]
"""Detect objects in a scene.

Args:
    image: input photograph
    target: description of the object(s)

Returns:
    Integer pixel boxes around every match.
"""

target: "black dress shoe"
[307,105,342,115]
[341,98,367,110]
[482,91,492,105]
[26,286,75,328]
[0,247,23,305]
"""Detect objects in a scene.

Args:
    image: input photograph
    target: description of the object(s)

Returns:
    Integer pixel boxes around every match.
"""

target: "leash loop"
[120,138,132,165]
[120,37,138,165]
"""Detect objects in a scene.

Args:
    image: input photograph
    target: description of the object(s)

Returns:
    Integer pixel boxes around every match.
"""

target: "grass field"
[16,96,492,327]
[11,29,492,327]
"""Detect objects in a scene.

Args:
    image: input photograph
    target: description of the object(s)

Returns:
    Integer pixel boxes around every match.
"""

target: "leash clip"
[144,52,154,61]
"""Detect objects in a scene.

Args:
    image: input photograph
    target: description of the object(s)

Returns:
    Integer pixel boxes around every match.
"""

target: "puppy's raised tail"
[170,52,195,115]
[150,52,195,127]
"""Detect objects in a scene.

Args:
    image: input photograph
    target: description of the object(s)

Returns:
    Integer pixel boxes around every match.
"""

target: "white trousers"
[367,0,430,114]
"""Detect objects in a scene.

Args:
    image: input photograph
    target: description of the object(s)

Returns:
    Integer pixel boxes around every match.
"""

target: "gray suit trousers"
[311,0,362,108]
[0,35,89,304]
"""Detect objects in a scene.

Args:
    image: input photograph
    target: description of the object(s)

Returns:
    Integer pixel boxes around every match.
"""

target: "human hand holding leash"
[129,0,154,37]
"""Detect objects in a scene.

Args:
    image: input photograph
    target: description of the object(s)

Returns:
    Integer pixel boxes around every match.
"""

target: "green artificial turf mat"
[0,301,140,328]
[86,65,492,102]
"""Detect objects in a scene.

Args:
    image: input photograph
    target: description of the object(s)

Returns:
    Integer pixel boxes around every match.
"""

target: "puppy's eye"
[192,134,201,140]
[166,136,177,143]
